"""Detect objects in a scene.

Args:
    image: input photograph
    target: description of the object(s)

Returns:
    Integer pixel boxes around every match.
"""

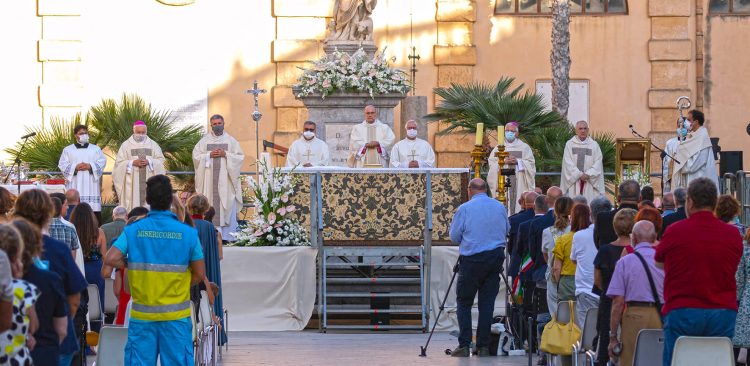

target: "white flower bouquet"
[232,163,311,247]
[294,47,411,98]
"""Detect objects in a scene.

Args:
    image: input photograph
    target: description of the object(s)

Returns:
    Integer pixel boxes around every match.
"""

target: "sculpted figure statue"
[329,0,377,41]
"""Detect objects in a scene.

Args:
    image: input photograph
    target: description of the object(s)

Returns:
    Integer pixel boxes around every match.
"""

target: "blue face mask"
[677,127,688,138]
[33,256,49,271]
[504,131,516,142]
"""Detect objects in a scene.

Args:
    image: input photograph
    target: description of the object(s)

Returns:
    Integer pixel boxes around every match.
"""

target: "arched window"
[709,0,750,14]
[495,0,627,15]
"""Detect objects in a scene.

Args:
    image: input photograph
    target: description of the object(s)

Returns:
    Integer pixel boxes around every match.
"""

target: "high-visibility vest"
[120,210,203,322]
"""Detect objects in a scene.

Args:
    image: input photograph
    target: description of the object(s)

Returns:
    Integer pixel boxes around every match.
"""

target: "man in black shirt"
[594,180,640,248]
[661,187,687,236]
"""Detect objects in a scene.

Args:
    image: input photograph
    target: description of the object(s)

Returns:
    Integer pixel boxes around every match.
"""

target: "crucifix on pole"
[246,80,267,179]
[408,10,421,96]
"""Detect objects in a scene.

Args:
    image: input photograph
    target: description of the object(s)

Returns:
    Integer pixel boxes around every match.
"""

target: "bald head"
[364,105,376,123]
[662,192,675,211]
[468,178,488,197]
[546,186,563,207]
[524,191,539,209]
[631,220,657,245]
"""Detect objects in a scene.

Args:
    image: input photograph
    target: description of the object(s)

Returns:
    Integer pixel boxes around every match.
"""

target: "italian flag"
[511,276,523,302]
[520,253,533,273]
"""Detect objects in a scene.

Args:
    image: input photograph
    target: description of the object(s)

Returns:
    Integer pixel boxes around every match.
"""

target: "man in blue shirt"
[449,178,510,357]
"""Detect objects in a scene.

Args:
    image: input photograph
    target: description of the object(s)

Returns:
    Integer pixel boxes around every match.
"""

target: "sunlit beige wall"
[1,0,748,171]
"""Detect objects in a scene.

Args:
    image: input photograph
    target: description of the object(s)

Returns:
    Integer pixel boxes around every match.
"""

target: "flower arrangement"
[294,47,411,98]
[232,163,311,247]
[617,165,652,188]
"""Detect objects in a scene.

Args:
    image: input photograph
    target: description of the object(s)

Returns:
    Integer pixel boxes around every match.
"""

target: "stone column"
[401,96,428,140]
[433,0,477,167]
[647,0,694,189]
[37,0,84,125]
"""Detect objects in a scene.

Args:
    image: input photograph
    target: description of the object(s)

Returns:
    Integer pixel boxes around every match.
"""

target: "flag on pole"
[511,276,523,303]
[520,253,533,273]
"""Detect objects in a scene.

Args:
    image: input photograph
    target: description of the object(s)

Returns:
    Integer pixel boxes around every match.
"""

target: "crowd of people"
[498,178,749,366]
[0,175,227,365]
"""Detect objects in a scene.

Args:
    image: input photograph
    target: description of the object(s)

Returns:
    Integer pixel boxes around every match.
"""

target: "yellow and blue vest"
[113,210,204,322]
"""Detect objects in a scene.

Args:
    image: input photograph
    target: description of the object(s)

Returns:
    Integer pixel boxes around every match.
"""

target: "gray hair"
[534,195,549,213]
[112,206,128,219]
[589,195,613,223]
[673,188,687,207]
[572,195,588,205]
[618,179,641,202]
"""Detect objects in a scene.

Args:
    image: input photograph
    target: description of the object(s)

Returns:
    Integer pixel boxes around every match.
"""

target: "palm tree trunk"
[551,0,571,120]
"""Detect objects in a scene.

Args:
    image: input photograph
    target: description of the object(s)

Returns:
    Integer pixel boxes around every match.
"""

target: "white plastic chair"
[93,326,128,366]
[670,336,735,366]
[573,307,598,366]
[549,301,576,366]
[104,278,118,317]
[633,329,664,366]
[87,284,103,328]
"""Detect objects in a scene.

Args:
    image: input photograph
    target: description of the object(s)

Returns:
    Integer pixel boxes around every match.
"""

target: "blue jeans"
[663,308,737,366]
[456,246,505,349]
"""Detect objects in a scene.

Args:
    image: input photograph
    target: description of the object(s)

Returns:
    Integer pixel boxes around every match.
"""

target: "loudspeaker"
[720,151,743,176]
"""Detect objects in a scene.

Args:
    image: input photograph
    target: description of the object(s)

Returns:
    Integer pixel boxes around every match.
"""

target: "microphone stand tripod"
[629,126,680,195]
[3,134,34,194]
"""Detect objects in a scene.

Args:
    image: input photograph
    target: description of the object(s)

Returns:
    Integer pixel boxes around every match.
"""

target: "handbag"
[632,250,664,322]
[539,300,582,355]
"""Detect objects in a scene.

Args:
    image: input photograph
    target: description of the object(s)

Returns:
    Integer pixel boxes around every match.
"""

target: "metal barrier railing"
[736,171,750,228]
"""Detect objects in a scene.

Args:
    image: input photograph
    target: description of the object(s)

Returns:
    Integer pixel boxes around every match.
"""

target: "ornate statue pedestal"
[294,90,407,166]
[323,40,377,58]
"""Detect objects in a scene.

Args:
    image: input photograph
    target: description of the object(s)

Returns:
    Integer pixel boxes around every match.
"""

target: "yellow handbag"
[539,301,582,355]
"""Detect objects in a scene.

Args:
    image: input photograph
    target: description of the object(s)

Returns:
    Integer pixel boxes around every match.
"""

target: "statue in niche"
[329,0,377,42]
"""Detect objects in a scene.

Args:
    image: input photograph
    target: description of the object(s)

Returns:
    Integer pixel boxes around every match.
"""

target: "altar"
[221,167,508,332]
[1,184,66,195]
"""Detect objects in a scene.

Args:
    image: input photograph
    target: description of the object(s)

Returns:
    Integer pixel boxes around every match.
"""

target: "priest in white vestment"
[286,121,330,167]
[112,121,166,211]
[672,110,719,189]
[349,105,395,168]
[58,124,107,220]
[193,114,245,241]
[661,129,683,193]
[389,120,435,168]
[488,122,536,214]
[561,121,605,202]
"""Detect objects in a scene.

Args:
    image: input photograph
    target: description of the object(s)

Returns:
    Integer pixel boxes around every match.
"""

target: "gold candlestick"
[471,145,484,179]
[495,144,509,205]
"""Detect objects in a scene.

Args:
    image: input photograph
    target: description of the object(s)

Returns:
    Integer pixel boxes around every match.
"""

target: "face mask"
[133,134,146,143]
[78,134,89,144]
[33,256,49,271]
[677,127,688,138]
[212,125,224,135]
[303,131,315,140]
[406,129,418,139]
[683,119,692,130]
[505,131,516,142]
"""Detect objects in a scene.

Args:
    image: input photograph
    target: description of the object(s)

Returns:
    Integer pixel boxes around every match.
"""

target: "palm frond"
[4,115,84,172]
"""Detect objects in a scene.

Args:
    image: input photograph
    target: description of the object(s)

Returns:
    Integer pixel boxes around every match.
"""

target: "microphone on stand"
[20,132,36,139]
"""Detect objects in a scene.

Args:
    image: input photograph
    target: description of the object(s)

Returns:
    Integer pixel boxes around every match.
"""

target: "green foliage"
[4,115,84,172]
[424,77,565,139]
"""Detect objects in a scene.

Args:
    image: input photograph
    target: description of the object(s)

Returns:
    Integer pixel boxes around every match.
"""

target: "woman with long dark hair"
[69,202,108,308]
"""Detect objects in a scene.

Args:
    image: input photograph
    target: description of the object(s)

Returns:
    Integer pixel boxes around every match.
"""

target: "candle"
[498,125,504,146]
[475,123,484,146]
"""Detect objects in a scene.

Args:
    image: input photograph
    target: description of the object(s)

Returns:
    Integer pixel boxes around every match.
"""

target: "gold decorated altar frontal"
[285,168,469,245]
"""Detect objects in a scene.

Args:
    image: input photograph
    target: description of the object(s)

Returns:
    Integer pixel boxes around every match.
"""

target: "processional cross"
[246,80,267,179]
[408,10,421,96]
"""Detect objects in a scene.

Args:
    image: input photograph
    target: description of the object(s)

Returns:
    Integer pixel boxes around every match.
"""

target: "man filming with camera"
[448,178,510,357]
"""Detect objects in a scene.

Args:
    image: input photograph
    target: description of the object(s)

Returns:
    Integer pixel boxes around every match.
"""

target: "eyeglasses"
[303,128,315,132]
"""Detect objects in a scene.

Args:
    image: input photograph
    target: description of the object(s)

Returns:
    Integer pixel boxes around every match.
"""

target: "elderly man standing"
[389,120,435,168]
[105,175,205,366]
[607,221,664,366]
[113,120,166,211]
[661,192,676,217]
[594,180,640,248]
[661,187,687,236]
[656,177,743,366]
[349,105,395,168]
[101,206,128,249]
[449,178,510,357]
[488,122,536,214]
[193,114,245,241]
[561,121,604,203]
[286,121,330,167]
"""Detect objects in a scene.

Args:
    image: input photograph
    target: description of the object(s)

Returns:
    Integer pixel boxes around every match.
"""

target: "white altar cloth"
[1,184,66,195]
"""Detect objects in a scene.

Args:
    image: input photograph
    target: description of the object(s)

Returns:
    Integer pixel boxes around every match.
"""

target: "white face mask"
[406,129,418,139]
[303,131,315,140]
[133,134,146,143]
[78,134,89,144]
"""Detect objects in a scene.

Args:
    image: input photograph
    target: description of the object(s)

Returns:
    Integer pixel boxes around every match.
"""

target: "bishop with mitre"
[112,120,166,211]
